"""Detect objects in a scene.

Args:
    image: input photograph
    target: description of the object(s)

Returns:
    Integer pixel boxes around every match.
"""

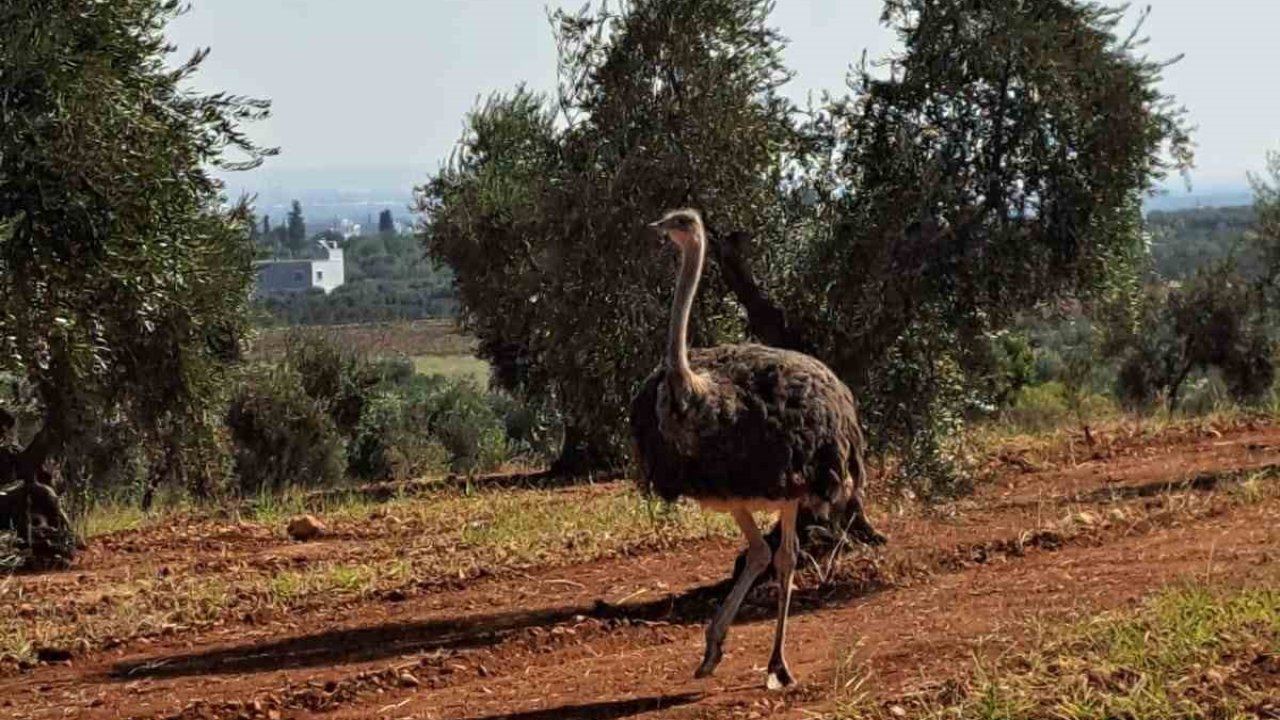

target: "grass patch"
[839,584,1279,719]
[970,408,1278,477]
[455,487,735,565]
[411,354,490,384]
[77,501,151,539]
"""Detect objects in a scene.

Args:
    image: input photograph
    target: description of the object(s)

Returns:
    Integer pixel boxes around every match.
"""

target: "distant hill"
[1144,187,1253,213]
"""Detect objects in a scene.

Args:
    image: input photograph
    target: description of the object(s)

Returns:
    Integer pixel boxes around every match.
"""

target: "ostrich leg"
[732,489,886,588]
[766,501,799,689]
[695,507,771,679]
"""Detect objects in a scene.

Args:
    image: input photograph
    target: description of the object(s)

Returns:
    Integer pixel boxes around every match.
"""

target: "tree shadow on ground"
[457,692,704,720]
[108,566,886,680]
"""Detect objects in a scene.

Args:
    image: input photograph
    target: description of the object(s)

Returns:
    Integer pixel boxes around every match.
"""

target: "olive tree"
[0,0,273,508]
[421,0,1192,490]
[422,0,801,473]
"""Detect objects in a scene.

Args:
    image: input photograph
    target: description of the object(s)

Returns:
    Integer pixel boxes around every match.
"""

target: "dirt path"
[2,423,1278,720]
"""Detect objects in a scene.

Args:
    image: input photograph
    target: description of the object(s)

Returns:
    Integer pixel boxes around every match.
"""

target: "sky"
[166,0,1280,213]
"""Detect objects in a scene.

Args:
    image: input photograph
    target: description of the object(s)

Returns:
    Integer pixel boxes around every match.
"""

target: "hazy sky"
[167,0,1280,198]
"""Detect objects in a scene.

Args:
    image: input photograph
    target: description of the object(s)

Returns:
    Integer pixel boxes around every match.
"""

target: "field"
[249,320,488,383]
[2,418,1278,719]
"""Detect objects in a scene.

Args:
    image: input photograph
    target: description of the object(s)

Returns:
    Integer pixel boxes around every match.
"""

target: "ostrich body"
[629,208,883,689]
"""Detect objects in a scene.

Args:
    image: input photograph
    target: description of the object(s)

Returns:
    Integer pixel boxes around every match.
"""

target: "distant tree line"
[1147,205,1259,280]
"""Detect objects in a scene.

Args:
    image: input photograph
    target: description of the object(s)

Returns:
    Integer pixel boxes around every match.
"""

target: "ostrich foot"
[850,516,888,546]
[765,658,795,690]
[694,643,723,678]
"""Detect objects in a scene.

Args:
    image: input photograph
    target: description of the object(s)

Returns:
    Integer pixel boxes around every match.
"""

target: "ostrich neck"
[667,231,705,391]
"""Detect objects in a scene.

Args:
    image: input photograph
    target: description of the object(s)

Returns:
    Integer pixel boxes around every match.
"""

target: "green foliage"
[226,367,345,495]
[1251,151,1280,304]
[1114,264,1275,410]
[0,0,272,496]
[272,332,518,481]
[344,374,512,479]
[968,330,1036,414]
[345,389,449,481]
[409,376,509,474]
[421,0,1191,491]
[283,331,382,435]
[1147,206,1258,280]
[1004,381,1118,433]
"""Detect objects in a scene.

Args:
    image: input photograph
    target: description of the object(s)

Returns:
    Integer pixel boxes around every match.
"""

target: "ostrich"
[630,208,885,689]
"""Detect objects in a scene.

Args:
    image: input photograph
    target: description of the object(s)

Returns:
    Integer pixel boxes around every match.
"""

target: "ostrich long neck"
[667,229,705,391]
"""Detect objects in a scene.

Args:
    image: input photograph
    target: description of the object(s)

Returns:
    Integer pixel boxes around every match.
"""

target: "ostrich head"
[648,208,705,250]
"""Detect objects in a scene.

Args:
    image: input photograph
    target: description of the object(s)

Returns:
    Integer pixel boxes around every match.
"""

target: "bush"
[490,393,563,464]
[1113,263,1276,411]
[226,367,344,495]
[405,376,508,474]
[283,331,382,435]
[1004,382,1117,432]
[344,372,513,480]
[346,391,450,481]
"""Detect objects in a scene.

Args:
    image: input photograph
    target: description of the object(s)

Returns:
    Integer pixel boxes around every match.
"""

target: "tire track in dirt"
[2,424,1278,719]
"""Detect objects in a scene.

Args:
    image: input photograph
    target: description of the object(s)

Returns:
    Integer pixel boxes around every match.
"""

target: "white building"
[254,239,346,296]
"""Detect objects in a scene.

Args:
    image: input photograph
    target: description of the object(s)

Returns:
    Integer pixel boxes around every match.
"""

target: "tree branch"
[706,228,816,355]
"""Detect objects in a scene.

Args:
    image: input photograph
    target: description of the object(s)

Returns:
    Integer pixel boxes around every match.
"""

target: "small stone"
[397,672,421,688]
[889,705,908,717]
[286,515,326,541]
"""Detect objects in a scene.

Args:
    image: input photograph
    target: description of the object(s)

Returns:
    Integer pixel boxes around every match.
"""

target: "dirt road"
[2,422,1278,719]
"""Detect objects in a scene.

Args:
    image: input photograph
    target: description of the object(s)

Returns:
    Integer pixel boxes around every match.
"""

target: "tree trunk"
[707,230,816,355]
[549,423,620,477]
[0,424,78,566]
[1167,358,1195,414]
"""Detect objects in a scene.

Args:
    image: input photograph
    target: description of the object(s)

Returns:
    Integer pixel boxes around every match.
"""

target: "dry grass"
[0,484,735,669]
[836,583,1279,719]
[970,408,1276,477]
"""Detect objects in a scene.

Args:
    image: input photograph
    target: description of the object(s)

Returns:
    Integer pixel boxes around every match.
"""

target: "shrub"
[1114,263,1276,411]
[345,374,511,481]
[490,393,563,464]
[405,376,508,474]
[226,367,344,495]
[346,391,449,481]
[1004,382,1117,432]
[283,331,382,435]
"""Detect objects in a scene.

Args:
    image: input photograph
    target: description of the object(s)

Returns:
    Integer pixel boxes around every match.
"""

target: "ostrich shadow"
[456,692,704,720]
[108,567,886,681]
